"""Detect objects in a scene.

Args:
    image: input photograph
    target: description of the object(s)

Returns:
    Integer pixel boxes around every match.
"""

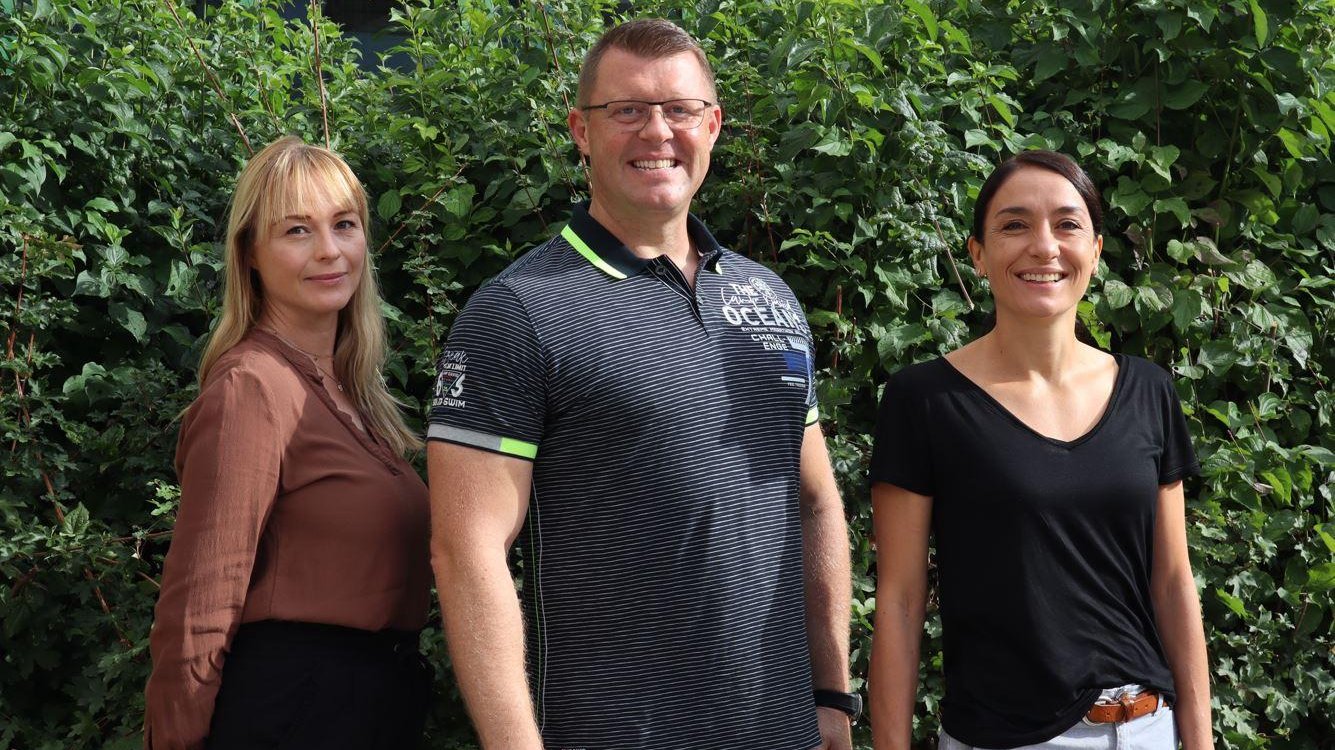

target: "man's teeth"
[633,159,675,169]
[1020,273,1063,282]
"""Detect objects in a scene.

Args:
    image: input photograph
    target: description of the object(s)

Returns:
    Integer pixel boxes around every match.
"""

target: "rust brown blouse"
[144,330,430,750]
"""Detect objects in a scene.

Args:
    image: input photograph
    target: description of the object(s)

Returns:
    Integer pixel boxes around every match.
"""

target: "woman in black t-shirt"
[868,151,1214,750]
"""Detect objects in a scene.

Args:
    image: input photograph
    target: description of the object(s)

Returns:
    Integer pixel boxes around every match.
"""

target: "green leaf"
[1234,260,1277,290]
[1198,340,1238,375]
[1148,145,1180,179]
[443,183,475,218]
[876,323,929,362]
[1166,239,1193,263]
[61,504,91,536]
[986,95,1016,128]
[1162,80,1208,110]
[1033,47,1066,82]
[1306,563,1335,591]
[1134,283,1172,314]
[1154,197,1191,226]
[1191,237,1233,265]
[377,190,401,221]
[1259,469,1293,505]
[1186,5,1218,31]
[1215,589,1247,617]
[812,127,852,156]
[1249,0,1269,46]
[84,197,116,213]
[964,129,996,150]
[1319,528,1335,553]
[1109,177,1152,216]
[1171,288,1206,332]
[109,302,147,342]
[1291,204,1318,234]
[903,0,938,40]
[1155,11,1183,41]
[1301,446,1335,468]
[1102,278,1133,309]
[1275,128,1307,160]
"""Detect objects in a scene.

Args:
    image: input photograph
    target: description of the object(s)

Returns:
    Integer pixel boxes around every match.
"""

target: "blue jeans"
[939,686,1177,750]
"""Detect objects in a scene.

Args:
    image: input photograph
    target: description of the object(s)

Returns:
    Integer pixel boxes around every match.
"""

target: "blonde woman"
[145,136,431,750]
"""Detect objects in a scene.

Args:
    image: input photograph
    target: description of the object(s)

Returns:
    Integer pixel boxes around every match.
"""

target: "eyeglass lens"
[604,100,709,129]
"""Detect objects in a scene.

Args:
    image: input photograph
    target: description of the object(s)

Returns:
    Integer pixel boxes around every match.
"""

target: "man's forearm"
[802,494,852,690]
[435,551,543,749]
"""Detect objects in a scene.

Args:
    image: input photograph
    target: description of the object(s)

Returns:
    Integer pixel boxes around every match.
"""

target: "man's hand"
[814,706,854,750]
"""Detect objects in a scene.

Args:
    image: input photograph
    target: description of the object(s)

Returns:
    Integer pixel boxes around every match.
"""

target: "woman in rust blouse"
[144,136,431,749]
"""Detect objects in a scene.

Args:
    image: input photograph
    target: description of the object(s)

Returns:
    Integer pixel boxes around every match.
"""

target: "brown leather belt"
[1085,690,1161,724]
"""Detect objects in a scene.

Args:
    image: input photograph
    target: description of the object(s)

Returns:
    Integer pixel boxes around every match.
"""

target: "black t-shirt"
[870,354,1199,748]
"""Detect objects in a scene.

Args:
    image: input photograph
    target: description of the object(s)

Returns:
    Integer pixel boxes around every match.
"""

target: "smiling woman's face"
[250,188,366,330]
[968,165,1104,323]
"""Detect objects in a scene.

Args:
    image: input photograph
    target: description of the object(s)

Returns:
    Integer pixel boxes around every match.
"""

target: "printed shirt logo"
[718,276,803,331]
[433,349,468,408]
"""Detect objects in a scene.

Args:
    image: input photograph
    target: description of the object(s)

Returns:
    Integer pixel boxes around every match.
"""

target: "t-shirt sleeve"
[869,369,934,496]
[426,281,546,461]
[1157,373,1200,484]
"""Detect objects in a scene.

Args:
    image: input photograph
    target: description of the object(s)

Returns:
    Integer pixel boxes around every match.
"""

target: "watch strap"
[813,688,863,721]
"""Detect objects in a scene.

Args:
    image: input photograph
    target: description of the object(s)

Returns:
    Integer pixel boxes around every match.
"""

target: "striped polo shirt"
[428,203,821,750]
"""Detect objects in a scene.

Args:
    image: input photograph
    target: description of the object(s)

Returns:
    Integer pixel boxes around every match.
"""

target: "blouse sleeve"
[869,369,935,497]
[1157,374,1200,485]
[144,364,290,750]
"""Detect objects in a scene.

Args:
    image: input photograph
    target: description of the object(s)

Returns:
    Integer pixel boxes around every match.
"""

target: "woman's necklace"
[261,327,344,392]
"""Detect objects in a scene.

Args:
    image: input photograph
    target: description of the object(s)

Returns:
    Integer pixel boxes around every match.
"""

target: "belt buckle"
[1116,694,1135,723]
[1082,693,1133,726]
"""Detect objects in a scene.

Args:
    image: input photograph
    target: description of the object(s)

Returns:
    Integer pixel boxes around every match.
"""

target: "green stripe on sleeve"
[498,437,539,459]
[561,225,627,279]
[805,406,819,425]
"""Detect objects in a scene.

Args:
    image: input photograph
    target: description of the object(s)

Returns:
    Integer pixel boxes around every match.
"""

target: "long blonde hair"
[197,135,421,455]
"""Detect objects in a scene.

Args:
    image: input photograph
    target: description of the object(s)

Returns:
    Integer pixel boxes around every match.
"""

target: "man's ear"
[568,108,590,157]
[705,102,723,147]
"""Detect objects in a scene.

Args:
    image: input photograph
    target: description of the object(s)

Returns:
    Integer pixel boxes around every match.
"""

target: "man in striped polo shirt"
[427,18,854,750]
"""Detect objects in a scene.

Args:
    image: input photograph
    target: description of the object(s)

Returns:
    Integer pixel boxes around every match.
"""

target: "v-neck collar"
[939,354,1127,449]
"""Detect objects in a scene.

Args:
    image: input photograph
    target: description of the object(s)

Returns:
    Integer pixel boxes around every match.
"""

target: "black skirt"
[207,620,432,750]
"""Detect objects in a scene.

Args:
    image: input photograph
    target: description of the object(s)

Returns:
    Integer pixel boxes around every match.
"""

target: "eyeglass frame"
[578,98,718,131]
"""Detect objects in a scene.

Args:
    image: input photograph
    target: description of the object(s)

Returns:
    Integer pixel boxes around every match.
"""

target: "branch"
[311,0,331,150]
[933,218,975,312]
[159,0,253,155]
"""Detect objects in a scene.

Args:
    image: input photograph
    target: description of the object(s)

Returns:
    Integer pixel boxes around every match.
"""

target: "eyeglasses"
[580,98,716,131]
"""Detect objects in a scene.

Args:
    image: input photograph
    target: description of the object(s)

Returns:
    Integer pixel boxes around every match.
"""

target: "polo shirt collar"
[562,201,724,280]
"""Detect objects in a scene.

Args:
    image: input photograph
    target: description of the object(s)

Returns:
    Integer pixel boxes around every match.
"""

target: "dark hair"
[576,18,716,108]
[970,150,1103,241]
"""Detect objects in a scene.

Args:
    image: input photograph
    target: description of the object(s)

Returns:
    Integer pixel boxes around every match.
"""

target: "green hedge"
[1,1,1331,748]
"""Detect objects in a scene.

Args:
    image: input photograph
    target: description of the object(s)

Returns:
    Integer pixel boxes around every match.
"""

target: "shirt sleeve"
[144,365,288,750]
[426,281,546,460]
[869,368,935,496]
[1157,373,1200,485]
[794,303,820,426]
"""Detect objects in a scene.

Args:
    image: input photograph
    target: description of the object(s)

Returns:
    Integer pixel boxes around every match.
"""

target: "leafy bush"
[0,1,1330,748]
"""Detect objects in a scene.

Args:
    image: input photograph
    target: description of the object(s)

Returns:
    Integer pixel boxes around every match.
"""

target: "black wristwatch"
[814,688,863,723]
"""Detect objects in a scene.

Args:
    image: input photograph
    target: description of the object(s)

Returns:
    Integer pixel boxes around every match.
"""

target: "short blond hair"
[197,135,420,455]
[576,18,716,107]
